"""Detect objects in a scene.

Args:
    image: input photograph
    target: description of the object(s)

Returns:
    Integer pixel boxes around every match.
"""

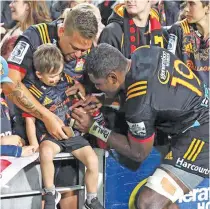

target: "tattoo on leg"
[7,82,43,119]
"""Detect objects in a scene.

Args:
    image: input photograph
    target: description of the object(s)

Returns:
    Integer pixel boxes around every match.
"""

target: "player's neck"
[196,15,209,39]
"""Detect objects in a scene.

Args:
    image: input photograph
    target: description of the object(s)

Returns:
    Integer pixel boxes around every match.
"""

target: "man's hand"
[0,135,25,146]
[71,108,94,133]
[71,95,102,114]
[42,113,68,140]
[65,82,85,97]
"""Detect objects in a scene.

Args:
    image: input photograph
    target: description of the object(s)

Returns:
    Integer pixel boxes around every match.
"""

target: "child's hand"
[21,146,35,157]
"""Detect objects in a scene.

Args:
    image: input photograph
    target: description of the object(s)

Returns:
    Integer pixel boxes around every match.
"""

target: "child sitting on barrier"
[0,56,35,157]
[24,44,104,209]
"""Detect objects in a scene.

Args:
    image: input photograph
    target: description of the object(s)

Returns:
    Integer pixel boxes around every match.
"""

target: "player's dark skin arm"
[72,108,154,162]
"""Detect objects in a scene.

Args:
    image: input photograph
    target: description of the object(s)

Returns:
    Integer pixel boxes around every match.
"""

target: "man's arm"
[105,131,154,162]
[4,69,68,140]
[72,108,154,162]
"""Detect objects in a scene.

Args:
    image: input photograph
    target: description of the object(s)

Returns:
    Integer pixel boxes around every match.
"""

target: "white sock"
[87,193,97,204]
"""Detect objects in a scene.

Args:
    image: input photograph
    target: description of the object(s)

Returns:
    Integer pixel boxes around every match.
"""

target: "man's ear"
[107,72,118,84]
[58,25,65,37]
[35,71,42,79]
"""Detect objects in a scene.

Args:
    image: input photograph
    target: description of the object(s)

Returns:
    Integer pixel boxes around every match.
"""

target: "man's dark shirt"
[167,19,209,87]
[23,73,80,139]
[125,46,209,142]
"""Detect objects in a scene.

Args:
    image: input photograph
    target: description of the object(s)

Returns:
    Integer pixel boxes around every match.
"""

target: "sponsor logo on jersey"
[175,158,209,175]
[164,151,173,160]
[158,51,170,84]
[201,84,209,107]
[8,41,30,64]
[167,34,177,54]
[127,121,146,136]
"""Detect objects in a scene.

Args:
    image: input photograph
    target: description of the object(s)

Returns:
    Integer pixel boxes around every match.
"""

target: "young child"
[0,56,35,157]
[24,44,104,209]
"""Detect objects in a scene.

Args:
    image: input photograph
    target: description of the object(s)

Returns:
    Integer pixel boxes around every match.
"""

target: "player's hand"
[71,108,94,133]
[71,95,102,114]
[62,126,75,138]
[42,112,68,140]
[21,146,35,157]
[0,135,25,146]
[65,82,85,97]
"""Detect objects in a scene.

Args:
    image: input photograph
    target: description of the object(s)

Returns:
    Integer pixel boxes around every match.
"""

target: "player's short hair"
[33,44,64,74]
[63,5,98,40]
[201,0,209,7]
[84,43,128,79]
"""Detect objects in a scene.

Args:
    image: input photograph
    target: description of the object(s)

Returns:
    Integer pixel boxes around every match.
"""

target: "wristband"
[89,121,111,143]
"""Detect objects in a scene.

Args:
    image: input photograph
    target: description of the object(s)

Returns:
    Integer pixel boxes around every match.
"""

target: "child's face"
[36,65,63,86]
[184,0,209,24]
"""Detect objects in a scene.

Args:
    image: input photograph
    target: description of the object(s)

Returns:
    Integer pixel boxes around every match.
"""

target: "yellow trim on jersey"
[127,86,147,96]
[180,19,190,35]
[40,24,47,44]
[126,91,147,100]
[183,138,205,162]
[36,25,44,44]
[126,81,147,101]
[29,88,40,98]
[29,85,43,98]
[36,23,51,44]
[127,81,147,91]
[191,141,205,162]
[43,23,50,43]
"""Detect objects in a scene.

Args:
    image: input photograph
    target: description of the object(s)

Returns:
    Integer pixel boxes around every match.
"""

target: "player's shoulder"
[130,46,164,78]
[169,19,189,35]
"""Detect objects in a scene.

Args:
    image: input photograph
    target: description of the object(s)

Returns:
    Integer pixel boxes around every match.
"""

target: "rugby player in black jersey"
[72,43,209,209]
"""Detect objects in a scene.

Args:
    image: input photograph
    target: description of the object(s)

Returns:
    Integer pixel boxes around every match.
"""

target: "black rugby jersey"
[7,19,87,84]
[23,73,80,138]
[167,19,209,86]
[125,46,209,141]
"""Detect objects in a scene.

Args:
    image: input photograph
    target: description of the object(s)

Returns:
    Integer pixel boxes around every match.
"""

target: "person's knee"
[136,187,157,209]
[39,142,56,161]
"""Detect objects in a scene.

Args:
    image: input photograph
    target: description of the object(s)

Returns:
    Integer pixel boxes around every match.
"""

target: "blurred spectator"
[1,1,16,30]
[0,56,35,157]
[0,0,51,60]
[51,0,93,20]
[99,0,168,58]
[167,0,209,86]
[97,0,117,26]
[155,0,183,26]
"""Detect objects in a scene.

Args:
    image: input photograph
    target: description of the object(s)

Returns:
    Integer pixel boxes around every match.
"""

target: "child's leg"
[39,140,61,192]
[72,146,99,193]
